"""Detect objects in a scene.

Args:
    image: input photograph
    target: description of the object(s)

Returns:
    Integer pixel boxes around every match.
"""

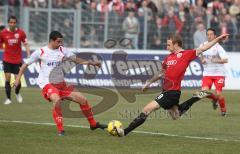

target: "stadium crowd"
[0,0,239,51]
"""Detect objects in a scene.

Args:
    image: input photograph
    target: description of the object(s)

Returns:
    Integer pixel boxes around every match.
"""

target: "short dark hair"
[8,16,17,23]
[0,25,5,31]
[49,31,63,41]
[167,35,183,47]
[207,28,217,35]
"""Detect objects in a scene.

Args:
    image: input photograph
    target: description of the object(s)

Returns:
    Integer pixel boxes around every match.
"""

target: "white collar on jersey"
[7,27,18,32]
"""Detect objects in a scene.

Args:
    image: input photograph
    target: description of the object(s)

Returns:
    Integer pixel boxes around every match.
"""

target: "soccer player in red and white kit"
[14,31,107,136]
[117,34,229,136]
[200,28,228,116]
[0,16,30,105]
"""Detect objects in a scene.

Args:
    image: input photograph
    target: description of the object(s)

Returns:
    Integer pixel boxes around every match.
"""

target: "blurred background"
[0,0,239,51]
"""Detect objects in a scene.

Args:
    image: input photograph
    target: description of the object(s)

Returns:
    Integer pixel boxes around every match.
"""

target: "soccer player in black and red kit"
[118,33,229,136]
[0,16,30,104]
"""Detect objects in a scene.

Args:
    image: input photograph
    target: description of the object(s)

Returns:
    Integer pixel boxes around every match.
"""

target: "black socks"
[5,81,11,99]
[179,97,200,115]
[124,112,148,136]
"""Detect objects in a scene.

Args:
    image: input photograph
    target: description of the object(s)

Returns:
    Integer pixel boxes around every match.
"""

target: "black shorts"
[3,61,22,74]
[154,90,181,110]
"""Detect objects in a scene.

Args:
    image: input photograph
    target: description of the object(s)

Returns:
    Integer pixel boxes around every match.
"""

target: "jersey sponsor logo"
[177,53,182,58]
[47,61,61,67]
[14,33,19,39]
[8,39,18,44]
[166,60,177,66]
[47,88,53,93]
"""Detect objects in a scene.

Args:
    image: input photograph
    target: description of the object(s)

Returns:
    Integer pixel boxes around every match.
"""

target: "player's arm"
[66,56,101,68]
[22,31,31,57]
[23,43,31,57]
[196,34,229,56]
[14,49,40,86]
[199,54,206,64]
[142,69,165,92]
[211,58,228,64]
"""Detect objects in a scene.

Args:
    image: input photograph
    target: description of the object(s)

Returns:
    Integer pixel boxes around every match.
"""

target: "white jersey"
[200,42,228,76]
[24,46,75,89]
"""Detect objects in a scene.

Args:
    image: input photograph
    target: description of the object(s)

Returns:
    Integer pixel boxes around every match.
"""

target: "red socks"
[218,98,226,112]
[52,101,96,133]
[52,106,64,132]
[80,102,97,127]
[207,94,226,113]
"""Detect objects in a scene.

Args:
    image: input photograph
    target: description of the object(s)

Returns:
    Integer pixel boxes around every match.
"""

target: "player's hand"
[142,80,150,92]
[201,58,206,64]
[13,78,20,88]
[90,61,101,68]
[217,34,229,41]
[211,57,220,63]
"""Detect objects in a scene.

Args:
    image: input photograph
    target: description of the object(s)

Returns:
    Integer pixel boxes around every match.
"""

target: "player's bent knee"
[50,94,61,104]
[169,107,180,120]
[142,101,159,115]
[74,95,87,105]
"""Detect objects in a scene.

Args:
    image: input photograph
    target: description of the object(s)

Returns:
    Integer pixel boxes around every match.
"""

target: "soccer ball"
[107,120,124,136]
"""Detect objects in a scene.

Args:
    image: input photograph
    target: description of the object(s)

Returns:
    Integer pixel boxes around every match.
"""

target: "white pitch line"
[0,119,240,142]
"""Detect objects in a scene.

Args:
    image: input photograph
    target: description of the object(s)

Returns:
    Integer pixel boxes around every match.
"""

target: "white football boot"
[4,99,12,105]
[16,94,23,103]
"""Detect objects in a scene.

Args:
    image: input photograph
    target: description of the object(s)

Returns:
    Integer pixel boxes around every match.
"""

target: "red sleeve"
[185,49,197,61]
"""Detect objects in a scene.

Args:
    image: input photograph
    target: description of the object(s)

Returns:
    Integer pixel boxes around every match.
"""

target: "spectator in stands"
[124,0,137,16]
[108,3,123,40]
[122,9,140,49]
[193,0,207,24]
[138,0,153,18]
[137,8,145,49]
[193,22,207,48]
[179,2,194,49]
[145,0,158,18]
[97,0,112,13]
[146,11,157,49]
[30,0,47,8]
[52,0,63,8]
[109,0,125,16]
[210,15,220,33]
[222,14,236,51]
[162,9,183,35]
[60,18,73,47]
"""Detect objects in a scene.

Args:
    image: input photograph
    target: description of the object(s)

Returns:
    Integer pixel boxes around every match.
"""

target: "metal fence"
[0,3,239,51]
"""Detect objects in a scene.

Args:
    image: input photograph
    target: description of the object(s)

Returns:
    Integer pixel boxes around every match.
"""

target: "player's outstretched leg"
[80,100,107,130]
[123,112,148,136]
[68,91,107,130]
[179,90,212,116]
[123,101,159,136]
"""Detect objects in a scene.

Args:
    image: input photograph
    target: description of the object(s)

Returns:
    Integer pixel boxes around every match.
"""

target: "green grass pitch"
[0,88,240,154]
